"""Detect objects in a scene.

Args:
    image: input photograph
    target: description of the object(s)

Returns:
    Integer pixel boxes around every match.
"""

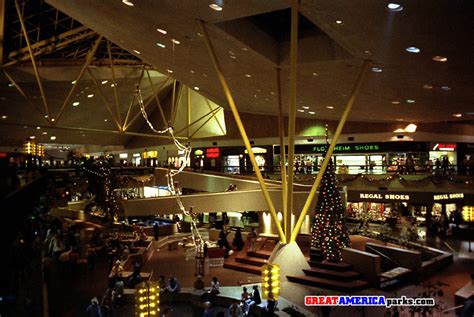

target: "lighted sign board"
[359,193,410,201]
[143,150,158,158]
[274,142,428,155]
[194,149,204,155]
[433,193,464,201]
[462,206,474,222]
[432,143,456,152]
[206,147,220,158]
[119,153,128,159]
[244,147,268,154]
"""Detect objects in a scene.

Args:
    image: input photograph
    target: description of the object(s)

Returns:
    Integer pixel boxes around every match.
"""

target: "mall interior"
[0,1,473,316]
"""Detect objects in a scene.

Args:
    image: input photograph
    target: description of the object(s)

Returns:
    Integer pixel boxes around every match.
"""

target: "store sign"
[274,142,428,155]
[433,193,464,201]
[119,153,128,159]
[359,193,410,201]
[312,144,380,153]
[206,147,220,158]
[432,143,456,152]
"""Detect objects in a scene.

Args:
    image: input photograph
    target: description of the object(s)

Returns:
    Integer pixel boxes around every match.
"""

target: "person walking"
[153,222,159,241]
[248,228,258,252]
[85,297,102,317]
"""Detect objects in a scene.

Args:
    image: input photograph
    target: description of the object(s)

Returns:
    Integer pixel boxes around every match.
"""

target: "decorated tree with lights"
[311,154,350,263]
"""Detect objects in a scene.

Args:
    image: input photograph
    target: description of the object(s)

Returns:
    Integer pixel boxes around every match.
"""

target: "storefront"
[429,143,457,170]
[143,150,158,167]
[273,141,429,174]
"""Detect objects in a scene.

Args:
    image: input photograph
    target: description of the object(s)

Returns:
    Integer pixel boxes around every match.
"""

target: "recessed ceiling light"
[101,80,108,84]
[371,67,383,73]
[441,86,451,91]
[8,83,14,87]
[297,109,305,113]
[122,0,134,6]
[73,101,80,106]
[133,49,141,54]
[110,83,116,87]
[36,126,41,130]
[423,84,433,89]
[335,20,343,24]
[405,46,421,53]
[245,74,251,78]
[405,123,417,133]
[209,3,223,11]
[50,118,55,122]
[87,94,94,98]
[156,28,167,34]
[326,106,334,109]
[406,99,415,103]
[171,39,180,45]
[71,80,77,84]
[50,136,56,140]
[167,69,173,73]
[387,3,403,11]
[194,86,200,91]
[42,131,47,135]
[156,43,166,48]
[1,115,6,119]
[392,101,400,104]
[302,106,310,109]
[44,115,49,118]
[312,72,319,76]
[453,113,462,118]
[308,111,316,115]
[433,55,447,62]
[104,119,108,122]
[30,136,35,139]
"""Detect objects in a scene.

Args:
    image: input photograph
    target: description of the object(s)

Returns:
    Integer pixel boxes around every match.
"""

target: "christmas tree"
[311,155,350,263]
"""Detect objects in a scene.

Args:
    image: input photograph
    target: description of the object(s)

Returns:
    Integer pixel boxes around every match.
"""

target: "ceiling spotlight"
[1,115,6,119]
[335,20,343,24]
[308,111,316,115]
[405,123,417,133]
[36,126,41,130]
[8,83,14,87]
[73,101,80,106]
[405,46,420,53]
[110,83,116,87]
[371,67,383,73]
[30,136,35,139]
[167,69,173,73]
[406,99,415,103]
[302,106,310,110]
[441,86,451,91]
[42,131,47,135]
[50,118,55,122]
[71,80,77,84]
[387,3,403,11]
[393,128,406,133]
[50,136,56,140]
[133,49,141,54]
[156,28,167,34]
[44,115,49,118]
[433,55,447,62]
[297,109,305,113]
[156,43,166,48]
[312,72,319,76]
[453,113,462,118]
[87,94,94,98]
[245,74,251,78]
[194,86,200,91]
[326,106,334,109]
[122,0,134,6]
[101,80,108,84]
[209,3,223,11]
[391,101,400,104]
[104,119,108,122]
[171,39,180,45]
[423,84,433,89]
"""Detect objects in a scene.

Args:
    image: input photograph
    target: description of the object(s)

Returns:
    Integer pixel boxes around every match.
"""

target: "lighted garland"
[137,85,203,252]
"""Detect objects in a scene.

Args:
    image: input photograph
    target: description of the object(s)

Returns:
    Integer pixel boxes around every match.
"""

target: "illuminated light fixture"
[453,113,462,118]
[371,67,383,73]
[135,282,160,316]
[171,39,180,45]
[395,118,404,121]
[193,86,200,91]
[87,94,94,98]
[167,69,173,73]
[50,118,55,122]
[441,86,451,91]
[405,46,420,53]
[190,70,195,74]
[110,83,116,87]
[122,0,134,6]
[245,74,252,78]
[391,101,400,104]
[326,106,334,109]
[42,131,47,135]
[50,136,56,140]
[406,99,415,103]
[297,109,305,113]
[302,106,310,110]
[36,126,41,130]
[29,136,35,139]
[133,49,141,54]
[156,28,167,34]
[433,55,447,62]
[335,20,343,24]
[71,80,77,84]
[393,128,405,133]
[1,115,6,119]
[312,72,319,76]
[209,3,223,11]
[101,80,108,84]
[262,264,280,300]
[241,47,248,51]
[387,3,403,11]
[8,83,14,87]
[104,119,108,122]
[44,115,49,118]
[308,111,316,115]
[230,55,237,59]
[156,42,166,48]
[423,84,433,89]
[405,123,417,133]
[73,101,80,107]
